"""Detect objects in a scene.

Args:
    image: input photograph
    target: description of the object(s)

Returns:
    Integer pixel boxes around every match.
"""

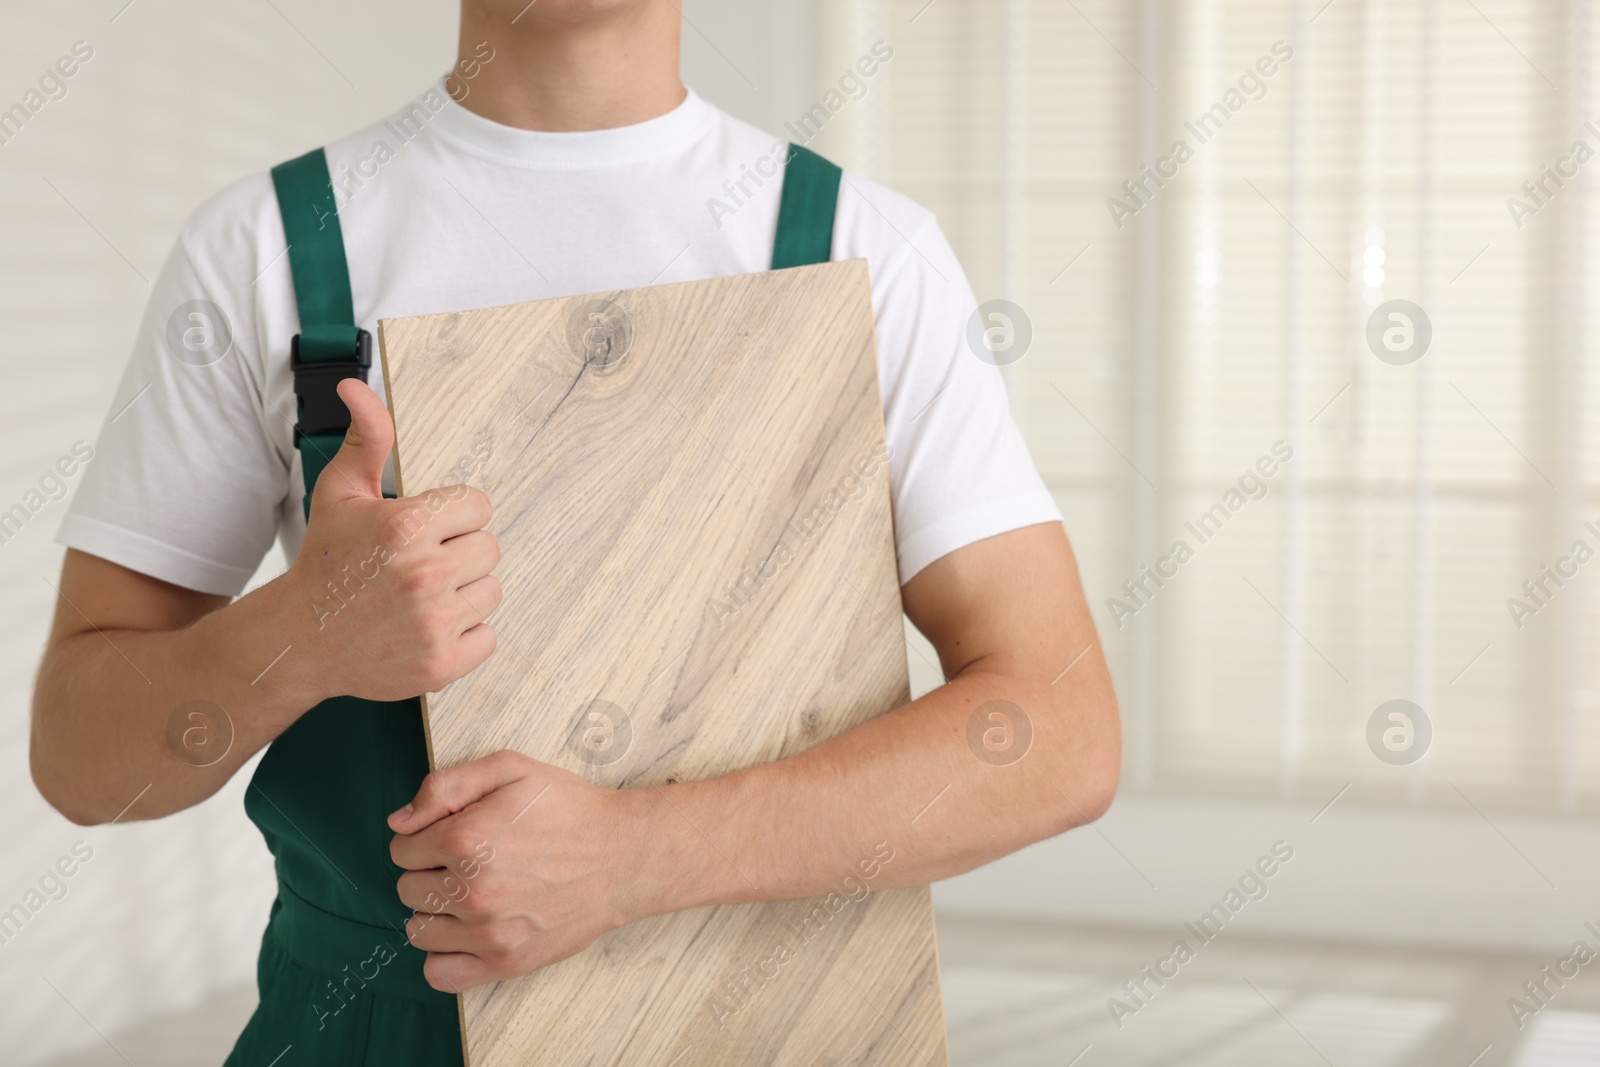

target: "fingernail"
[391,803,413,823]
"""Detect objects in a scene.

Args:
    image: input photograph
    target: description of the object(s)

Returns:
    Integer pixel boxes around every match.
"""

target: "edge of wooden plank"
[373,318,442,779]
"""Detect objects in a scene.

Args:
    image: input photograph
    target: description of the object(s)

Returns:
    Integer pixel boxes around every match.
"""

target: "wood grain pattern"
[378,260,948,1067]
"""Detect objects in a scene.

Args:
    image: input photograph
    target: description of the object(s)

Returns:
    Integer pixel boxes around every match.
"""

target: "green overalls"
[223,140,843,1066]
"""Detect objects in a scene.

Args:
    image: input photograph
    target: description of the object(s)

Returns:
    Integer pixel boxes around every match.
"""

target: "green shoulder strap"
[270,147,370,518]
[771,144,841,269]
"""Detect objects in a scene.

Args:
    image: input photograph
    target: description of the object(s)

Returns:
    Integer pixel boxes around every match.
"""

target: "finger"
[423,949,499,994]
[388,486,492,546]
[313,379,393,503]
[441,530,500,587]
[397,868,479,918]
[390,810,502,870]
[423,927,594,992]
[452,575,503,630]
[389,750,529,834]
[451,621,498,675]
[411,621,498,701]
[406,912,491,954]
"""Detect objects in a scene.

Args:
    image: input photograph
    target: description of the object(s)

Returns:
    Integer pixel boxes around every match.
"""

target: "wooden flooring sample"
[378,261,949,1067]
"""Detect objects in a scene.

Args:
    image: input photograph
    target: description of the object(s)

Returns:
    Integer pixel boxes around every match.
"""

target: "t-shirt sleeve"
[840,178,1062,585]
[54,179,292,597]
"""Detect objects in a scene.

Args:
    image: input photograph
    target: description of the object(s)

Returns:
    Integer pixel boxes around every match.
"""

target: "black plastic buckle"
[291,329,372,445]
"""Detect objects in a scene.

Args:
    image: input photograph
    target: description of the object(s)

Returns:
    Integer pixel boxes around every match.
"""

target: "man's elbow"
[1054,687,1122,831]
[30,737,109,827]
[1078,733,1121,826]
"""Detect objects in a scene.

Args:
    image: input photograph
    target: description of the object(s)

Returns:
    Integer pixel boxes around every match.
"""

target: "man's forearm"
[632,649,1120,916]
[31,572,322,825]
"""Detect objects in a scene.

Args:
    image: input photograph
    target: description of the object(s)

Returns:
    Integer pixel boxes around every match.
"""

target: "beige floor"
[34,916,1600,1066]
[938,915,1600,1067]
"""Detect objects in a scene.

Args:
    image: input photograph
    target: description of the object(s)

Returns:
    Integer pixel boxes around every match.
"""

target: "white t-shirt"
[57,81,1059,597]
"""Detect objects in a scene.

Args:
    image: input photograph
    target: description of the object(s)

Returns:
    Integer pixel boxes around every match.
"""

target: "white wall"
[932,794,1600,958]
[0,2,820,1063]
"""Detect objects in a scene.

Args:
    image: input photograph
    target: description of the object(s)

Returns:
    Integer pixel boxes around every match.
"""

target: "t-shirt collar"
[424,78,711,169]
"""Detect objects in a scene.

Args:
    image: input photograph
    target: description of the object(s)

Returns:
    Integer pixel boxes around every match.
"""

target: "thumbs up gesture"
[285,378,502,703]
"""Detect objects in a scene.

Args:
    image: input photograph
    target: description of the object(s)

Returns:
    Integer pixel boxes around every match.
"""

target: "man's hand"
[30,378,506,825]
[389,750,651,992]
[285,378,502,704]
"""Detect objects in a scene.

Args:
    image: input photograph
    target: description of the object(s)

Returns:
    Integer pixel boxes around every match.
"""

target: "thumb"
[314,378,394,503]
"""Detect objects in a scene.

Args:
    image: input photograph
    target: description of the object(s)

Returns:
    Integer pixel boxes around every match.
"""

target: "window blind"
[813,0,1599,814]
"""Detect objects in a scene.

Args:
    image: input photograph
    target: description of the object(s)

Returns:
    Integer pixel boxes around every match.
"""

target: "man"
[30,0,1119,1062]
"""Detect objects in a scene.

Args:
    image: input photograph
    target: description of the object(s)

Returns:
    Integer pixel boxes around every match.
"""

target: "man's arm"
[32,549,318,825]
[390,520,1119,991]
[659,520,1119,895]
[31,380,502,825]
